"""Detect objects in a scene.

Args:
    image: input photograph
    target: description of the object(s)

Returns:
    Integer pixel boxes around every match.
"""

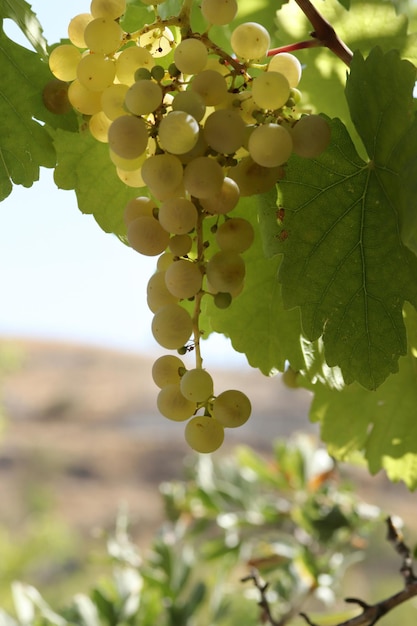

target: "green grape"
[157,252,175,271]
[147,271,178,312]
[139,27,174,58]
[77,54,116,92]
[127,216,170,256]
[201,0,238,25]
[158,111,200,155]
[151,65,165,81]
[212,389,251,427]
[135,68,152,81]
[267,52,302,88]
[228,156,284,197]
[158,197,198,235]
[200,176,240,215]
[49,44,81,82]
[108,115,148,159]
[157,384,196,421]
[231,22,270,60]
[68,79,102,115]
[84,17,123,54]
[68,13,93,48]
[178,133,209,165]
[124,196,156,225]
[203,109,246,154]
[213,292,232,309]
[89,111,111,142]
[174,38,208,75]
[117,167,146,188]
[191,70,228,106]
[172,91,206,122]
[215,217,254,253]
[185,415,224,453]
[125,80,163,115]
[141,154,184,201]
[183,156,224,199]
[251,71,290,110]
[90,0,126,19]
[169,234,192,257]
[248,123,293,167]
[290,115,331,158]
[110,149,146,171]
[152,354,185,388]
[180,368,214,402]
[116,46,155,85]
[151,303,193,349]
[42,79,71,115]
[165,259,202,299]
[206,250,245,293]
[101,83,128,120]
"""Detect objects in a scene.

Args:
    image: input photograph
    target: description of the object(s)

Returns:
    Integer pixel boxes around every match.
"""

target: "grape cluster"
[48,0,331,453]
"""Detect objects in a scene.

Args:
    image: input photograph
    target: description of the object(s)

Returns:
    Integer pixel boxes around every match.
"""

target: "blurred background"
[0,2,416,624]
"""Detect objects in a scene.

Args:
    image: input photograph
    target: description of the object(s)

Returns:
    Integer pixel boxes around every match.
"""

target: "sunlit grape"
[185,416,224,453]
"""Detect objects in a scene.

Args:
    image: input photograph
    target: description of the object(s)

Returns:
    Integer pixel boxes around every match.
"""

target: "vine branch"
[245,518,417,626]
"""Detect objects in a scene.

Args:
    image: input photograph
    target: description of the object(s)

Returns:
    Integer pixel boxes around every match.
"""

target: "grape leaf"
[51,128,140,235]
[0,27,55,201]
[310,305,417,489]
[0,0,47,57]
[271,49,417,390]
[201,195,306,375]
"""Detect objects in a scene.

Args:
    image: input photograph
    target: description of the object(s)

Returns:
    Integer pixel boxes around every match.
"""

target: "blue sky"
[0,1,247,367]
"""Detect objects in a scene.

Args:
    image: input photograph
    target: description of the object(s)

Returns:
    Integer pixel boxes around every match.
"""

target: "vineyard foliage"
[1,0,417,484]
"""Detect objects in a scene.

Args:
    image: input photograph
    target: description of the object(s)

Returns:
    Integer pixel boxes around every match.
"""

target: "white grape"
[183,157,224,199]
[68,79,102,115]
[152,355,185,388]
[151,303,193,349]
[108,115,148,159]
[252,71,291,110]
[116,46,155,85]
[191,70,228,106]
[68,14,93,48]
[201,0,238,25]
[165,259,202,299]
[185,416,224,453]
[200,177,240,215]
[174,38,208,74]
[215,217,254,253]
[290,115,331,158]
[84,17,123,54]
[147,271,178,312]
[231,22,270,60]
[90,0,126,19]
[125,80,163,115]
[89,111,111,142]
[158,111,200,155]
[49,45,81,82]
[248,123,293,167]
[228,156,284,196]
[206,250,245,293]
[101,84,129,120]
[169,234,193,257]
[124,196,156,225]
[77,54,116,92]
[172,91,206,122]
[127,215,170,256]
[158,197,198,235]
[180,368,214,402]
[212,389,251,427]
[141,154,184,201]
[267,52,302,88]
[157,384,196,421]
[203,109,246,154]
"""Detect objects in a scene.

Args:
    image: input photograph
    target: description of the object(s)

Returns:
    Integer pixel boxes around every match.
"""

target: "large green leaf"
[0,0,47,57]
[51,128,141,235]
[310,305,417,489]
[271,49,417,390]
[0,26,55,200]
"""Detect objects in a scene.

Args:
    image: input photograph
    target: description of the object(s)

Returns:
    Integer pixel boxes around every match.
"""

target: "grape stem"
[192,203,206,370]
[273,0,353,67]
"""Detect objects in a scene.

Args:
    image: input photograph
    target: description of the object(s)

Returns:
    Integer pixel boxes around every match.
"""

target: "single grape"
[174,38,208,75]
[248,123,293,167]
[201,0,238,25]
[183,157,224,199]
[267,52,302,88]
[157,384,196,421]
[42,80,71,115]
[110,150,146,172]
[108,115,148,159]
[125,80,163,115]
[141,154,184,201]
[169,234,193,257]
[152,354,185,388]
[191,70,228,106]
[158,111,200,155]
[116,46,155,85]
[124,196,156,225]
[180,368,214,402]
[127,215,170,256]
[231,22,270,60]
[147,271,178,312]
[282,366,300,389]
[200,177,240,215]
[213,292,232,309]
[215,217,255,253]
[68,13,93,48]
[151,65,165,81]
[165,259,202,299]
[89,111,111,142]
[252,71,290,110]
[212,389,251,427]
[228,156,284,197]
[84,17,123,54]
[157,252,175,272]
[172,91,206,122]
[49,45,81,82]
[90,0,126,19]
[185,415,224,453]
[151,303,193,349]
[206,250,245,293]
[117,167,146,188]
[203,109,246,154]
[290,115,331,158]
[68,79,103,115]
[158,197,198,235]
[77,54,116,92]
[101,83,129,120]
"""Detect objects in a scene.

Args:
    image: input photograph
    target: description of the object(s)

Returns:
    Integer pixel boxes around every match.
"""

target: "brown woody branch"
[245,518,417,626]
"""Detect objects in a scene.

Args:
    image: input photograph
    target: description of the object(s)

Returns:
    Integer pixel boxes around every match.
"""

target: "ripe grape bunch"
[48,0,331,453]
